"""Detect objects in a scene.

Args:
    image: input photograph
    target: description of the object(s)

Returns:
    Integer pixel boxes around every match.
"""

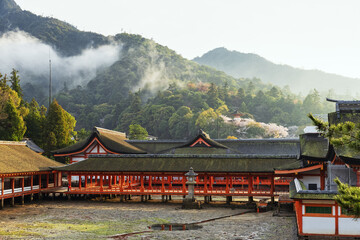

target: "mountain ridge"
[193,47,359,94]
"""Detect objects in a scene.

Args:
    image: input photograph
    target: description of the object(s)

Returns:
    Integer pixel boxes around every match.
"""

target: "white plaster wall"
[302,217,335,234]
[99,146,106,153]
[72,157,86,162]
[339,218,360,235]
[301,175,321,190]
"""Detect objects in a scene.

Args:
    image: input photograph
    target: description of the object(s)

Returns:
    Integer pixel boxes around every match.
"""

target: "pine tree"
[10,69,22,99]
[44,99,76,152]
[24,98,46,146]
[334,178,360,218]
[0,100,26,141]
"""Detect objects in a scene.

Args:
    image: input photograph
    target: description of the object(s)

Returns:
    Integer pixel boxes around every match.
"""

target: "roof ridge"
[94,127,126,137]
[0,141,26,146]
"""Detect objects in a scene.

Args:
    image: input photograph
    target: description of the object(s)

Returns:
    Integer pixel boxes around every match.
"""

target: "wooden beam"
[275,164,323,174]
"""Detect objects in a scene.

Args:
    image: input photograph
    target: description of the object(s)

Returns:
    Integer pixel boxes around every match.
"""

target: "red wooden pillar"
[22,177,24,192]
[100,175,103,191]
[140,174,144,192]
[161,174,165,193]
[84,175,88,188]
[11,178,14,194]
[182,175,186,193]
[67,174,71,191]
[248,176,253,195]
[59,172,62,187]
[130,175,133,190]
[30,175,33,191]
[335,202,339,235]
[270,175,275,195]
[109,175,112,189]
[39,174,42,190]
[225,174,229,193]
[149,175,152,190]
[1,177,4,195]
[320,168,326,190]
[46,173,49,189]
[230,175,233,189]
[295,200,303,235]
[78,175,82,190]
[204,174,208,193]
[169,176,172,190]
[120,174,124,192]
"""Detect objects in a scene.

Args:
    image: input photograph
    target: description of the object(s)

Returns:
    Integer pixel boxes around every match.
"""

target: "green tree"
[169,106,194,139]
[129,124,148,140]
[24,98,46,146]
[303,89,323,114]
[10,69,23,100]
[77,128,91,141]
[45,99,76,152]
[334,178,360,218]
[0,100,26,141]
[308,113,360,150]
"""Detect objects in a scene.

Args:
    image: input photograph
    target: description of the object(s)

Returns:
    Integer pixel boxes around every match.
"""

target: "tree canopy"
[128,124,148,140]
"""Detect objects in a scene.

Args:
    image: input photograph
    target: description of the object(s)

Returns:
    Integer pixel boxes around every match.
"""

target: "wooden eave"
[53,137,119,157]
[275,164,323,175]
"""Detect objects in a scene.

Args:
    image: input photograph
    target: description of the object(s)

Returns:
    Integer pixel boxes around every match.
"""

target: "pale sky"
[16,0,360,78]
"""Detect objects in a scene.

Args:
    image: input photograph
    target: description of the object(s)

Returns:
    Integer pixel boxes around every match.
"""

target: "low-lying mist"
[0,30,121,94]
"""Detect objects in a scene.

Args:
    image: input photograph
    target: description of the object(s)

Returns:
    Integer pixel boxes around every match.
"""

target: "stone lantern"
[183,167,199,208]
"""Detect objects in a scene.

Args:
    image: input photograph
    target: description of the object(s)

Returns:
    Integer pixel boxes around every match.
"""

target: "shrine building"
[0,141,63,208]
[53,128,326,203]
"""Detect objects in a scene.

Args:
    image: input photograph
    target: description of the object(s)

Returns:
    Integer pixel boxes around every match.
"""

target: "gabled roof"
[52,127,146,156]
[178,130,228,149]
[54,154,301,173]
[0,141,63,173]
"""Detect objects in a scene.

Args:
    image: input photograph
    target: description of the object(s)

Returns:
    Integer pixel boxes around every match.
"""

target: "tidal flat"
[0,198,297,239]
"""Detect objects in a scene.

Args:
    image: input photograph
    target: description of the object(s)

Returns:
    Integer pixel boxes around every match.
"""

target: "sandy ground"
[0,196,297,240]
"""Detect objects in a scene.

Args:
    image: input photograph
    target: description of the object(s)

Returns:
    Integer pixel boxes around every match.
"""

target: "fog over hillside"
[193,47,359,95]
[0,31,121,100]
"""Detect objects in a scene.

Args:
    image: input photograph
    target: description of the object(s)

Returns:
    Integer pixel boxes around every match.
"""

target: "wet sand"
[0,197,297,239]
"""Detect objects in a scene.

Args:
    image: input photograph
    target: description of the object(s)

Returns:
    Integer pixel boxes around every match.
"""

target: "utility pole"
[49,51,52,108]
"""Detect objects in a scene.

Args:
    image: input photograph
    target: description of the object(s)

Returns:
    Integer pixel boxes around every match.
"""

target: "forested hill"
[0,0,250,103]
[193,47,359,94]
[0,0,108,56]
[0,0,335,141]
